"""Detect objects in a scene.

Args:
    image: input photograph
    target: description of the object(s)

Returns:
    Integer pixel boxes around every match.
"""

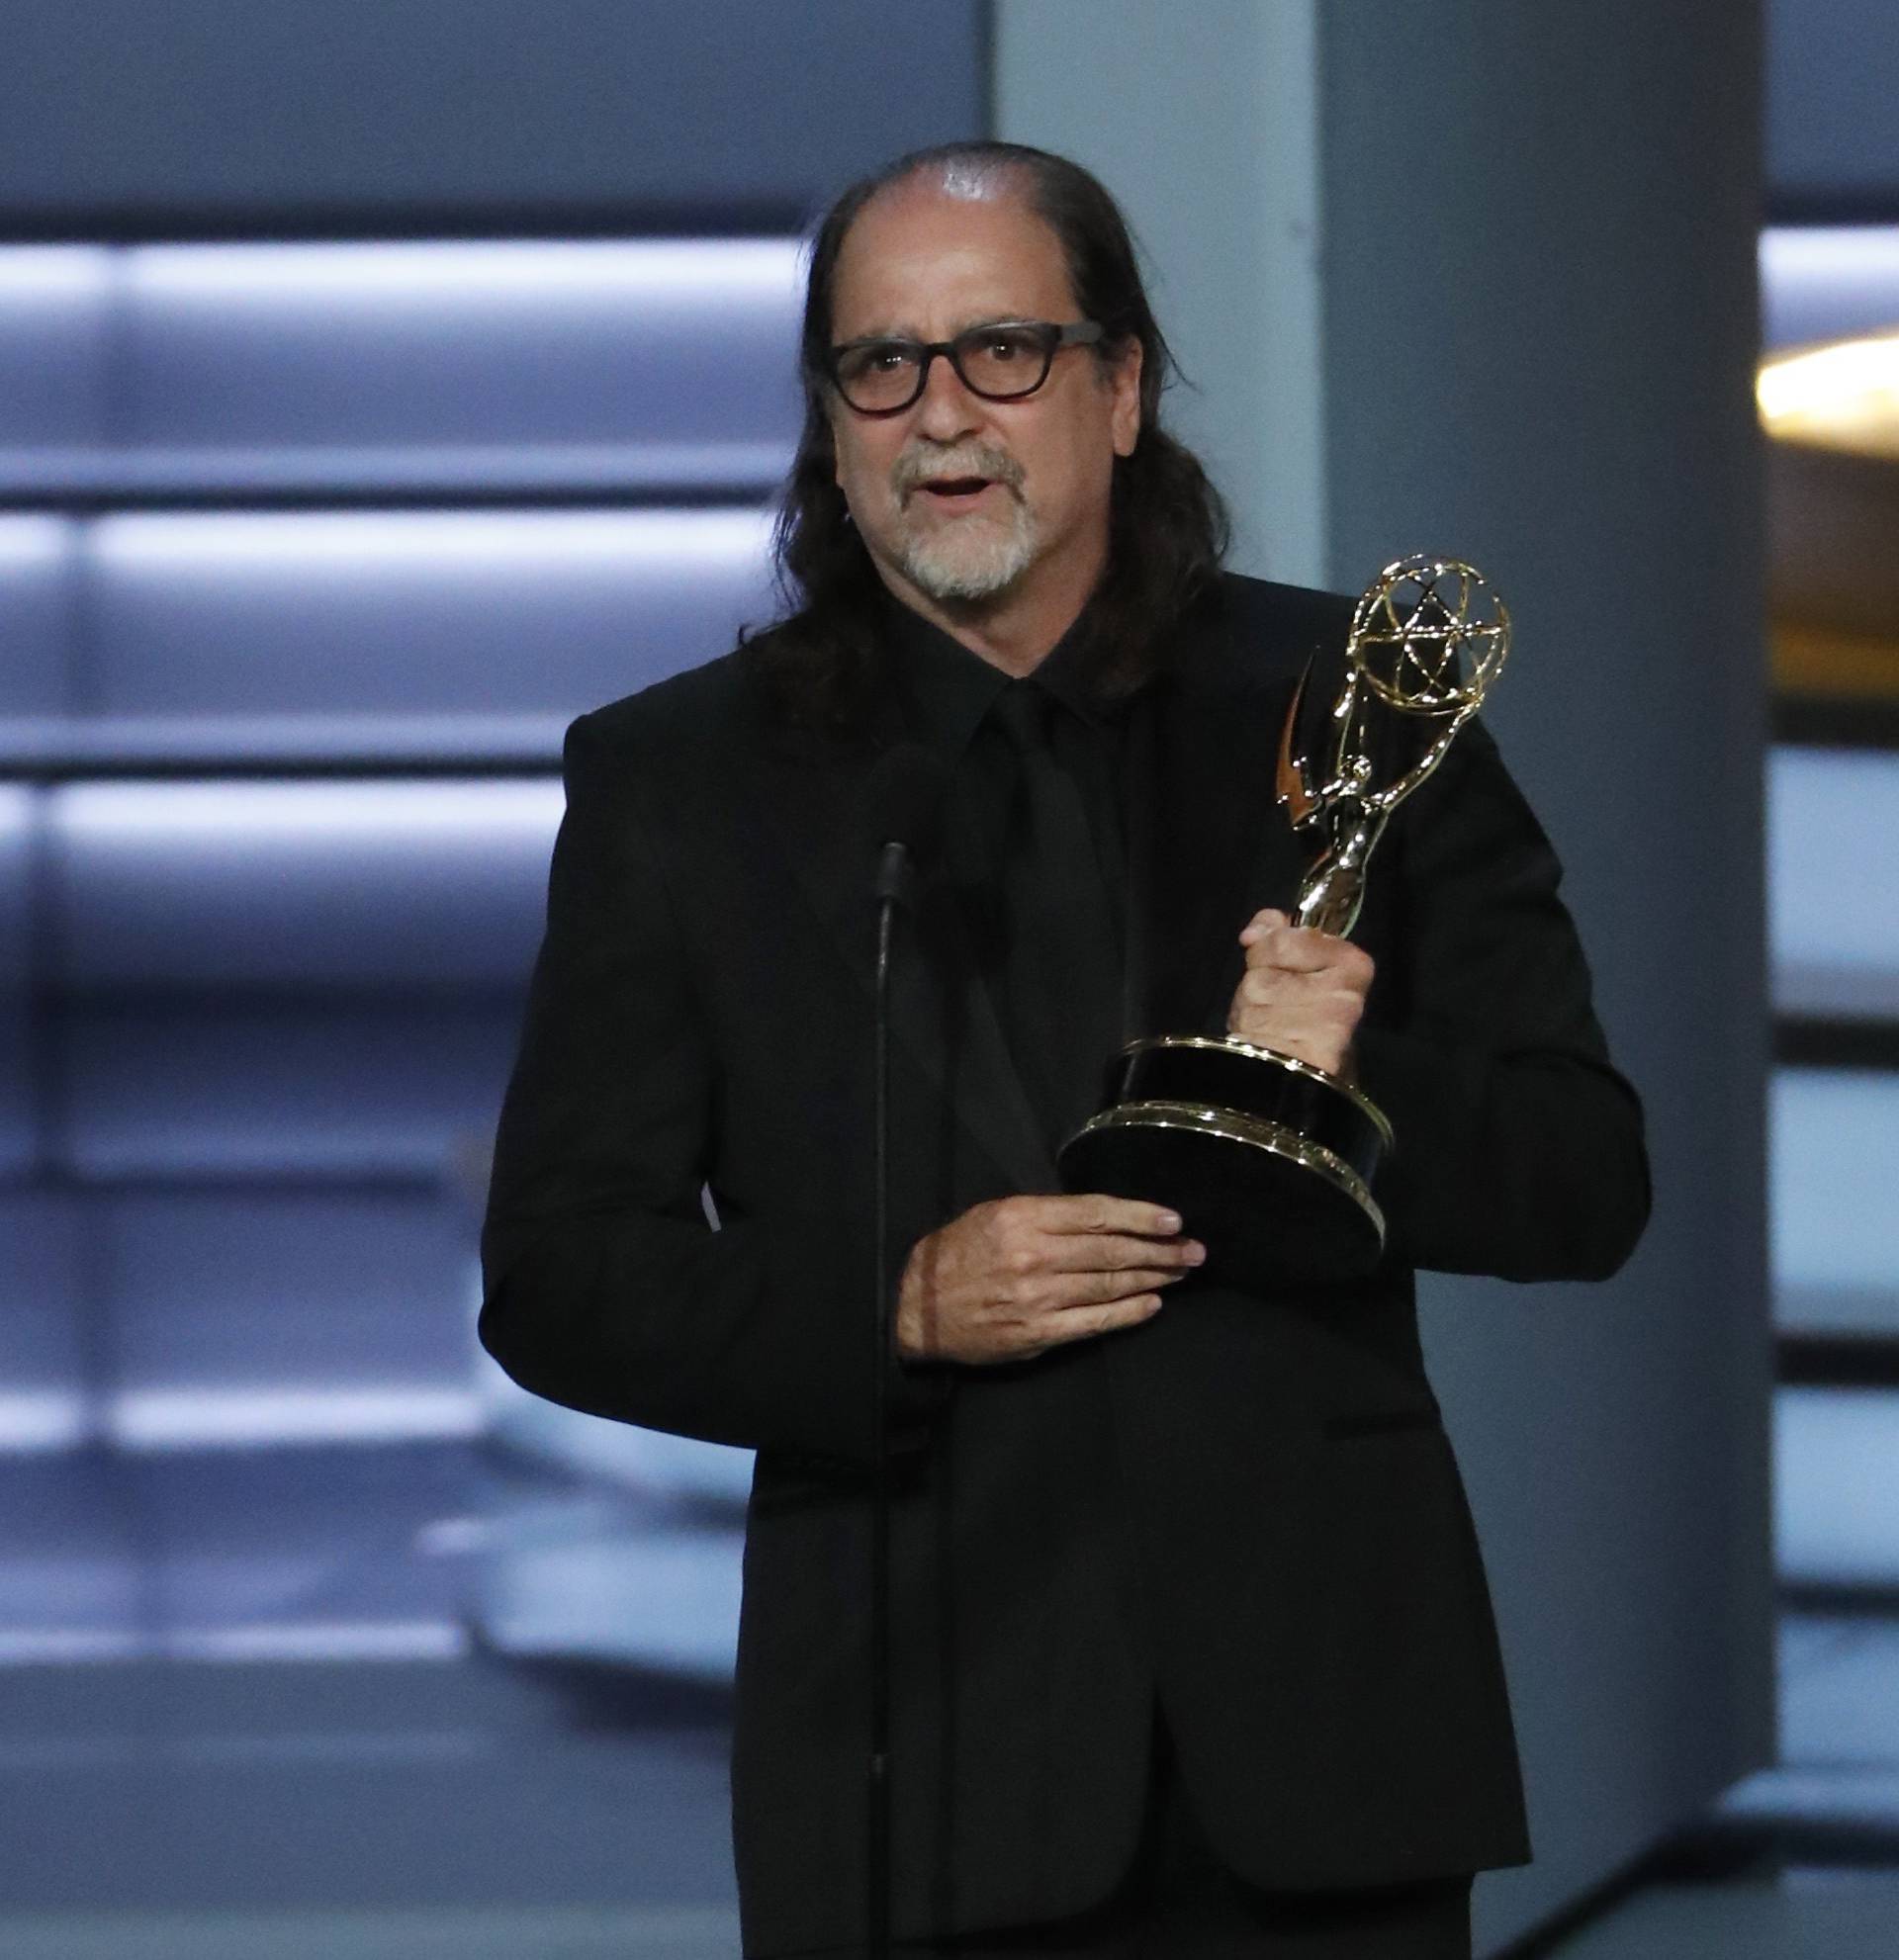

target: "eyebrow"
[831,313,1040,346]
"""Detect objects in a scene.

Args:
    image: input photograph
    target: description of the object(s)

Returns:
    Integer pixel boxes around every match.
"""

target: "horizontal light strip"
[168,1620,467,1662]
[1772,1070,1899,1292]
[0,1630,142,1665]
[0,782,36,841]
[88,503,773,571]
[1776,1386,1899,1587]
[1775,1286,1899,1338]
[0,1386,492,1455]
[0,439,793,498]
[0,1391,90,1453]
[0,238,805,305]
[1769,747,1899,1017]
[55,775,565,849]
[0,713,572,769]
[0,511,69,567]
[0,1730,487,1769]
[106,1387,485,1452]
[0,245,108,301]
[1762,225,1899,351]
[0,1622,467,1666]
[129,236,804,303]
[1722,1765,1899,1826]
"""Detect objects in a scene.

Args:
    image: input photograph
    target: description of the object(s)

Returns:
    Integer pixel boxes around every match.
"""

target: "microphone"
[863,738,945,1960]
[867,742,947,910]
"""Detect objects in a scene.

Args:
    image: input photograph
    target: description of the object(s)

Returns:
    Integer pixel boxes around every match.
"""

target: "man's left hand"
[1225,908,1374,1078]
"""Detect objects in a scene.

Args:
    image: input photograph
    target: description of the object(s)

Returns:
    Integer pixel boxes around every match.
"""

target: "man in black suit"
[480,141,1649,1957]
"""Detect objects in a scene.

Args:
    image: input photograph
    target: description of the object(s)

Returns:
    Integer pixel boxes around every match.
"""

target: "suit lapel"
[750,717,1056,1198]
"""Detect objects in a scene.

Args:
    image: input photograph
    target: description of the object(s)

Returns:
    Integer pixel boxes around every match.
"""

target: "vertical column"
[1318,6,1771,1946]
[992,0,1327,586]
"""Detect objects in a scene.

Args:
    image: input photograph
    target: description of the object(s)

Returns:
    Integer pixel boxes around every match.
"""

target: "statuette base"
[1056,1037,1389,1287]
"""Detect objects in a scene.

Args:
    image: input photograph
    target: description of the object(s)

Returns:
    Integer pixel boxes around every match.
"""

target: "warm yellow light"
[1759,332,1899,459]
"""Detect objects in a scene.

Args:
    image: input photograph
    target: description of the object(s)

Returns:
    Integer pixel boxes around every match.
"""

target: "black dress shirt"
[882,592,1139,1152]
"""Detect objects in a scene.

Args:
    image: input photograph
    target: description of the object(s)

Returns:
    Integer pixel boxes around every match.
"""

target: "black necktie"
[989,683,1123,1150]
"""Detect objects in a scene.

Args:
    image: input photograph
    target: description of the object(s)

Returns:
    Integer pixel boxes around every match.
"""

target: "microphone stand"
[868,838,914,1960]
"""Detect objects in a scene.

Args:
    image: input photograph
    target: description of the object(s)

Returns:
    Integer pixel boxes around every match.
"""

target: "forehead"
[830,178,1078,338]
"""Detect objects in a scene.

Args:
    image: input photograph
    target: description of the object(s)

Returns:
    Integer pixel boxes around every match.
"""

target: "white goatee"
[896,501,1038,601]
[887,443,1036,601]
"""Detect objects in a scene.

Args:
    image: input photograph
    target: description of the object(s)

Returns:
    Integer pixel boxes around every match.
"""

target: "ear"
[1108,338,1143,458]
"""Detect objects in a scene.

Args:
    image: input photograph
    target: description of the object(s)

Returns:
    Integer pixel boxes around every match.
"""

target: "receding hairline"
[857,152,1038,223]
[931,152,1022,202]
[835,160,1068,294]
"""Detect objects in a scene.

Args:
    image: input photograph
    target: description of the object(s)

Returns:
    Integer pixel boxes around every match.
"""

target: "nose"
[911,347,983,441]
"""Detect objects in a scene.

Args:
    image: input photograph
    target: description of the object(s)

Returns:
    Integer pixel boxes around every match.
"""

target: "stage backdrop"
[0,1,1769,1949]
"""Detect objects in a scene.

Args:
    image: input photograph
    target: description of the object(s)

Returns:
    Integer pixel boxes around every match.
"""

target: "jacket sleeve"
[1350,720,1651,1282]
[478,710,946,1468]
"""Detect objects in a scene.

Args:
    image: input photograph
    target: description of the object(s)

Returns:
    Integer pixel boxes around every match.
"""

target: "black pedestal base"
[1055,1037,1391,1288]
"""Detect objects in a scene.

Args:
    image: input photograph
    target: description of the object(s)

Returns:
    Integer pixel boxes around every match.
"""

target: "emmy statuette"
[1056,556,1512,1286]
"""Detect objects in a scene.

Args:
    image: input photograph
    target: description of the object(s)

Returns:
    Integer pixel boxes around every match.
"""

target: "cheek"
[833,426,896,506]
[1037,417,1117,522]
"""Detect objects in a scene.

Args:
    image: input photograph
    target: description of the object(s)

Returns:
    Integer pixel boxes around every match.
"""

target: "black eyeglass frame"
[824,318,1107,415]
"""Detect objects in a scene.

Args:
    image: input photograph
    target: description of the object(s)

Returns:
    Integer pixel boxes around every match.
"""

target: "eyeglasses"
[825,318,1105,414]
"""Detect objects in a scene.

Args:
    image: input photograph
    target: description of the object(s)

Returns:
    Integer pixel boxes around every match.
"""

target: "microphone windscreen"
[865,741,949,862]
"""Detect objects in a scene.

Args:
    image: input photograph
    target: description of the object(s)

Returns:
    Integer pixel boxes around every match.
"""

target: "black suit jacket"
[479,573,1650,1955]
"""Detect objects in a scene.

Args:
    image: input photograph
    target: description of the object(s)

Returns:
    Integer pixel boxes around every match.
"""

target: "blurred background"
[0,2,1893,1955]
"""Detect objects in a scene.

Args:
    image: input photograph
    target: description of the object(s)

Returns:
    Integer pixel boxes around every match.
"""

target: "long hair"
[750,140,1229,734]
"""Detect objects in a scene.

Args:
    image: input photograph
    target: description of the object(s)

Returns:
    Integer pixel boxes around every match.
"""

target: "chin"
[897,518,1038,605]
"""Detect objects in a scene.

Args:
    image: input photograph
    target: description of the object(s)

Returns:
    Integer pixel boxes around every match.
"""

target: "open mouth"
[919,476,997,503]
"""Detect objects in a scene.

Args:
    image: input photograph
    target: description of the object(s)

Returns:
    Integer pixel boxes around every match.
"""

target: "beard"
[884,441,1037,602]
[893,497,1038,601]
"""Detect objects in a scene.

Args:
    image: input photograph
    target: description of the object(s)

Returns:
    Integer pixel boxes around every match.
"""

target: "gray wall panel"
[137,1444,476,1636]
[83,509,774,718]
[0,786,41,1177]
[1319,2,1770,1939]
[0,518,78,719]
[1768,0,1899,212]
[0,249,109,443]
[0,0,985,226]
[0,1191,84,1420]
[103,1190,471,1392]
[0,786,37,994]
[121,239,802,452]
[59,1003,521,1182]
[0,1015,34,1180]
[0,1456,141,1650]
[52,779,561,989]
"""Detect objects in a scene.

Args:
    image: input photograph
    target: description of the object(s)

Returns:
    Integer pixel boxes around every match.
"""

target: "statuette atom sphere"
[1349,556,1510,718]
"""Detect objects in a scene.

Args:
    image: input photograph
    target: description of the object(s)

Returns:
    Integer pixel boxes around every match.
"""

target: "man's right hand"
[895,1196,1205,1367]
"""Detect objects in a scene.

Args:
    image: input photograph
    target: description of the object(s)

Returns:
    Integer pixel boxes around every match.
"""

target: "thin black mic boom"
[867,741,947,909]
[864,739,945,1960]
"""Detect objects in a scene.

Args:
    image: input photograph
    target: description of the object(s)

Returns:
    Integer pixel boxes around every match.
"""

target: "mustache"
[891,443,1024,499]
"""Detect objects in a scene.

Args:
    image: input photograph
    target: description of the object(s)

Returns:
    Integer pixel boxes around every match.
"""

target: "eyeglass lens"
[833,324,1054,411]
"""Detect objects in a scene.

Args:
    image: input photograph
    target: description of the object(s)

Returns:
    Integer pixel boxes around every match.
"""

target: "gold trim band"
[1069,1099,1387,1246]
[1111,1035,1396,1150]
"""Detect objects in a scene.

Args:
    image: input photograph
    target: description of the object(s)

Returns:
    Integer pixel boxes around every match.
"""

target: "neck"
[868,539,1106,677]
